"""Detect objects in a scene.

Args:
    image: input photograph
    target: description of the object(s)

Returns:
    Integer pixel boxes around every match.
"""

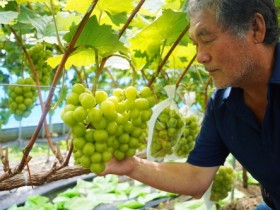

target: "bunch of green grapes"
[150,106,184,158]
[7,77,37,121]
[210,166,236,202]
[61,84,155,174]
[26,43,53,86]
[173,114,200,157]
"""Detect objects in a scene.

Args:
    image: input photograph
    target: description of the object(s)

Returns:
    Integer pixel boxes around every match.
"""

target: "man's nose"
[196,49,211,64]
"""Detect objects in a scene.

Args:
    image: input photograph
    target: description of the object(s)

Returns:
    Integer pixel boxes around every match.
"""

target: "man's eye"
[203,40,213,44]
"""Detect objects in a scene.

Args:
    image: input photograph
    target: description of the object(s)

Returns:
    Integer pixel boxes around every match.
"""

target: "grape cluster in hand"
[7,77,37,121]
[61,84,155,174]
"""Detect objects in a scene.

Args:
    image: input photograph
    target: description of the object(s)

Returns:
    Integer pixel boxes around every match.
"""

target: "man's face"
[189,9,257,89]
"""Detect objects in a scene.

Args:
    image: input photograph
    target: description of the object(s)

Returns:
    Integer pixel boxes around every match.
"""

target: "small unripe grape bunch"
[7,77,38,121]
[173,114,200,157]
[210,166,236,202]
[150,106,184,158]
[26,43,53,86]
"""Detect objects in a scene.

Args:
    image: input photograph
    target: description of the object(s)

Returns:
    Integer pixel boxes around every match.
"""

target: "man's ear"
[251,13,266,43]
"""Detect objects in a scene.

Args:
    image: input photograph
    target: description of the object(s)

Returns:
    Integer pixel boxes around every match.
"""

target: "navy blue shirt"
[187,44,280,208]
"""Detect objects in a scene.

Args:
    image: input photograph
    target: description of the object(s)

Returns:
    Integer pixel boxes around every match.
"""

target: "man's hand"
[97,156,136,176]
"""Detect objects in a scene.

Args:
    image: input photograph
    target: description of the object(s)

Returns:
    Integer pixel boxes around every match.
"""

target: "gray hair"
[186,0,280,45]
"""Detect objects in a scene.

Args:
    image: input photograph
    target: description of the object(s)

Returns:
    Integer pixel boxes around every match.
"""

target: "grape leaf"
[65,0,134,15]
[64,15,127,56]
[47,48,95,69]
[130,9,189,59]
[163,44,196,68]
[0,11,18,24]
[64,0,92,14]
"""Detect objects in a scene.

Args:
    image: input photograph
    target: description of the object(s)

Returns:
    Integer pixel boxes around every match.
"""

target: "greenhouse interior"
[0,0,279,210]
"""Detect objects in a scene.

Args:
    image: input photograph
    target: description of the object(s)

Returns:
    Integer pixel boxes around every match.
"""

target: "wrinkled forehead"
[188,9,217,38]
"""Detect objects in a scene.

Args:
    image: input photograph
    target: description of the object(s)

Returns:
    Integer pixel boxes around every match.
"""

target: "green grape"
[106,121,118,135]
[125,86,138,99]
[95,142,107,153]
[134,98,150,110]
[92,117,107,129]
[93,129,109,142]
[102,151,112,162]
[123,121,133,133]
[73,106,87,122]
[88,107,103,123]
[91,152,102,163]
[114,150,125,160]
[66,92,80,106]
[80,155,91,168]
[139,86,152,97]
[113,88,124,100]
[82,142,95,156]
[128,108,140,119]
[79,92,96,109]
[126,148,136,157]
[123,99,135,110]
[73,137,86,150]
[118,133,130,144]
[107,96,119,107]
[71,123,86,137]
[72,83,85,94]
[95,90,108,104]
[84,129,95,142]
[128,137,139,148]
[90,162,105,174]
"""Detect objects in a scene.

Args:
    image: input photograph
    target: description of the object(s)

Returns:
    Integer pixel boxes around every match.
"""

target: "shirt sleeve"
[187,95,229,167]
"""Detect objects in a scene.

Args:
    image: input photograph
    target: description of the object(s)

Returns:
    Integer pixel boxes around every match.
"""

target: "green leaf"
[0,11,18,24]
[64,0,92,14]
[64,15,127,56]
[129,9,189,67]
[137,191,177,204]
[47,48,95,69]
[63,197,101,210]
[128,185,151,199]
[17,6,54,38]
[117,200,145,209]
[56,188,80,198]
[163,44,196,68]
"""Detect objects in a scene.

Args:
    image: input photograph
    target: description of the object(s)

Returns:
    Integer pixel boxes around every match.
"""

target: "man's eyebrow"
[189,29,211,41]
[196,29,211,37]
